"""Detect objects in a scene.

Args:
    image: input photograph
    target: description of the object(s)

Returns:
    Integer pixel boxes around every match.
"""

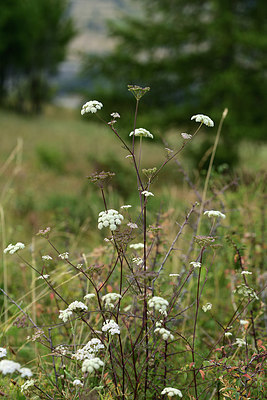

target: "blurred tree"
[0,0,75,113]
[84,0,267,144]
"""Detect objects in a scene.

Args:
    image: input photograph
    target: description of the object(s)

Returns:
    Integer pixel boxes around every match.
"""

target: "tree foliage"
[84,0,267,143]
[0,0,75,113]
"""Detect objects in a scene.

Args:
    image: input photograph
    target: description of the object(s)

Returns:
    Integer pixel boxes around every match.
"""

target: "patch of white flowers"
[154,326,174,341]
[73,379,83,387]
[129,243,144,250]
[4,242,25,254]
[102,293,122,309]
[190,261,201,268]
[161,387,183,397]
[191,114,214,127]
[202,303,212,312]
[59,301,88,323]
[204,210,226,219]
[58,252,69,260]
[181,132,192,140]
[129,128,153,139]
[142,190,154,197]
[225,332,232,337]
[98,209,124,231]
[0,359,21,374]
[42,255,52,260]
[81,100,103,115]
[72,338,104,361]
[84,293,96,300]
[241,271,252,275]
[235,338,246,347]
[0,348,7,358]
[37,274,50,280]
[19,367,33,378]
[148,296,169,316]
[102,320,120,335]
[21,379,35,394]
[82,357,104,374]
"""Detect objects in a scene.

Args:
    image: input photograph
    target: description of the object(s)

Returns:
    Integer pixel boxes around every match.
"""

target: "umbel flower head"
[129,128,153,139]
[4,242,25,254]
[98,209,124,231]
[191,114,214,127]
[81,100,103,115]
[161,387,183,397]
[204,210,226,219]
[148,296,169,316]
[82,357,104,373]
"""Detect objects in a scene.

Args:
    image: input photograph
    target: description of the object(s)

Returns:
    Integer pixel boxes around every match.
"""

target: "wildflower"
[161,387,183,397]
[84,293,96,300]
[21,379,35,394]
[58,252,69,260]
[129,243,144,250]
[190,261,201,268]
[0,348,7,358]
[235,338,246,347]
[128,84,150,100]
[58,308,73,323]
[204,210,226,219]
[148,296,169,316]
[0,359,21,374]
[4,242,25,254]
[37,227,51,237]
[234,284,259,300]
[154,327,174,341]
[54,345,68,356]
[241,271,252,275]
[111,112,120,119]
[202,303,212,312]
[120,204,132,209]
[169,273,180,277]
[129,128,153,139]
[73,379,83,387]
[102,293,122,309]
[225,332,232,337]
[82,357,104,373]
[37,275,50,280]
[42,255,52,260]
[98,209,124,231]
[142,190,154,197]
[240,320,249,326]
[191,114,214,127]
[127,222,138,229]
[19,367,33,378]
[102,320,120,335]
[132,257,143,265]
[181,132,192,140]
[72,338,104,361]
[81,100,103,115]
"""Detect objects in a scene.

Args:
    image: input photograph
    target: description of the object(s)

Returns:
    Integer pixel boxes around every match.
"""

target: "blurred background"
[0,0,266,241]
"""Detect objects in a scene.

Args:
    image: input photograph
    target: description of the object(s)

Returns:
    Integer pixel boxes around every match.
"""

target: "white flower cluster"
[59,301,88,323]
[129,243,144,250]
[154,327,174,341]
[72,338,104,361]
[42,255,52,260]
[129,128,153,139]
[37,274,50,280]
[120,204,131,209]
[102,320,120,335]
[191,114,214,127]
[204,210,226,219]
[54,345,69,356]
[81,100,103,115]
[98,209,124,231]
[82,357,104,374]
[4,242,25,254]
[102,293,122,309]
[73,379,83,387]
[84,293,96,300]
[241,271,252,275]
[148,296,169,316]
[202,303,212,312]
[21,379,35,394]
[0,348,7,358]
[142,190,154,197]
[181,132,192,140]
[0,359,32,377]
[225,332,232,337]
[235,338,246,347]
[161,387,183,397]
[190,261,201,269]
[240,319,249,326]
[58,252,69,260]
[127,222,138,229]
[132,257,143,266]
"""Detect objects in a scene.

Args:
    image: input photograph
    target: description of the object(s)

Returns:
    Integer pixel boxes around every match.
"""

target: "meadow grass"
[0,97,266,399]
